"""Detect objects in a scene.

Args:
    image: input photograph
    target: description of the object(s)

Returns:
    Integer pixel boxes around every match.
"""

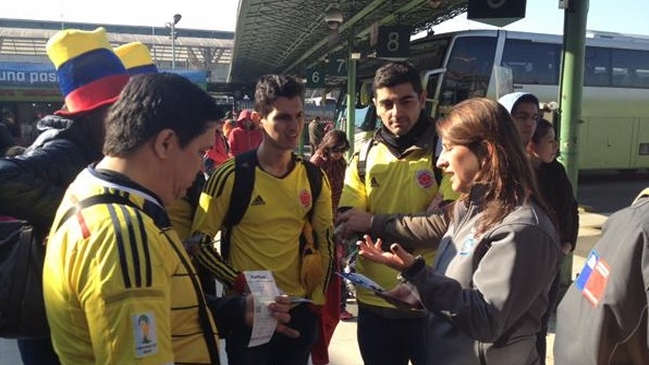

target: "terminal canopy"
[229,0,468,84]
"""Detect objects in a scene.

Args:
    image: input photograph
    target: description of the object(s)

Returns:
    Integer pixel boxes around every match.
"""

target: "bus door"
[421,68,446,119]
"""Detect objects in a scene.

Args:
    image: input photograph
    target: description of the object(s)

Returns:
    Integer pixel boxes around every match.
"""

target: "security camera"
[325,7,344,30]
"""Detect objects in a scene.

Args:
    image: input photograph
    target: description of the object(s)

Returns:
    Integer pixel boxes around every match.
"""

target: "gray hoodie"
[402,187,561,365]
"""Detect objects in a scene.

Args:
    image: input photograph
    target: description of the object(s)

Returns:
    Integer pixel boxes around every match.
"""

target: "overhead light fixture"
[324,6,344,30]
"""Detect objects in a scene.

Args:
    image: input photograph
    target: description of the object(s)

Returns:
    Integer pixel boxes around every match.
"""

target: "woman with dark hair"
[358,98,563,365]
[310,129,350,214]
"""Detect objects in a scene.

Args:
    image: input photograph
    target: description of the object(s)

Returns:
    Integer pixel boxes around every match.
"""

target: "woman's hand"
[357,235,415,271]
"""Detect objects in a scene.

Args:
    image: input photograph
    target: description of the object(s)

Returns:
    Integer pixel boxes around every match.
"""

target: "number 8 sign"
[377,25,410,59]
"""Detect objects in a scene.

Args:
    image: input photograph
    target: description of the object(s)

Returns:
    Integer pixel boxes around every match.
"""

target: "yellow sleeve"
[310,172,335,305]
[339,152,368,210]
[191,159,240,287]
[78,208,173,364]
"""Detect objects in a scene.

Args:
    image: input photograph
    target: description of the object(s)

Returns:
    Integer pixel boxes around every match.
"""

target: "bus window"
[611,48,649,88]
[501,39,561,85]
[437,36,497,118]
[585,46,611,87]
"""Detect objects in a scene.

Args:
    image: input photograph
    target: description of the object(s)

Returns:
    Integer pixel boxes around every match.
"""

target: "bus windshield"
[436,35,498,118]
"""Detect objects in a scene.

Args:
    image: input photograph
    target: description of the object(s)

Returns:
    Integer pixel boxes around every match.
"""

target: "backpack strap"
[301,158,323,221]
[357,139,376,185]
[221,149,258,260]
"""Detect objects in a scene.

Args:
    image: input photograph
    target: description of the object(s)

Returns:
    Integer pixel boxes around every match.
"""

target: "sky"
[1,0,648,37]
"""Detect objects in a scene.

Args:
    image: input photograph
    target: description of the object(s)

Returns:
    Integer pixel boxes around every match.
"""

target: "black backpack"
[0,220,48,338]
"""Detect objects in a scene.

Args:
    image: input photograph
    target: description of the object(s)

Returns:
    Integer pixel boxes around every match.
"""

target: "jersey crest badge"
[415,169,435,189]
[299,189,312,209]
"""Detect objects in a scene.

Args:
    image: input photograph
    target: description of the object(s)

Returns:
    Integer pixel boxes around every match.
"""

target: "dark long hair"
[316,129,349,156]
[437,97,549,233]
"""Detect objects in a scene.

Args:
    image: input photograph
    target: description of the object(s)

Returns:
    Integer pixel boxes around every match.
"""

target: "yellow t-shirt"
[44,168,219,365]
[340,140,456,308]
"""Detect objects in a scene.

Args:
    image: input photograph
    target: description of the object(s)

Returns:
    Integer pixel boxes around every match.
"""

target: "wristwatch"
[398,255,426,283]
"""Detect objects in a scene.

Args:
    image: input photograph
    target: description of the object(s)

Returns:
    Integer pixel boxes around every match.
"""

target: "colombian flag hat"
[46,27,130,118]
[114,42,159,75]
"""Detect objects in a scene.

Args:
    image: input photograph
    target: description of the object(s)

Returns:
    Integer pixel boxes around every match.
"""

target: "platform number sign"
[376,25,410,59]
[328,58,348,77]
[306,67,325,87]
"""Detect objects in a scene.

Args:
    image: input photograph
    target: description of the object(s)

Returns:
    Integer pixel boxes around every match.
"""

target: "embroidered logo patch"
[133,312,158,358]
[575,250,610,306]
[459,228,478,256]
[415,170,435,189]
[370,177,380,188]
[251,195,266,206]
[299,189,312,209]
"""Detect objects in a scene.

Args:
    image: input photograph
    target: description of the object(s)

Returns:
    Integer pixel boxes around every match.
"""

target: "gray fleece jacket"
[402,191,561,365]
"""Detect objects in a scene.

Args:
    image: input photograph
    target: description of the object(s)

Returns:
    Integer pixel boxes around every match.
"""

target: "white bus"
[343,29,649,171]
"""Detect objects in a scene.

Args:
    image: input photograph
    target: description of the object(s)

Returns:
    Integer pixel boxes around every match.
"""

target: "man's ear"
[419,90,427,109]
[153,129,176,159]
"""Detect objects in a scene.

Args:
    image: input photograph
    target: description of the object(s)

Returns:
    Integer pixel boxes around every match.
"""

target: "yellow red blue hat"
[46,27,130,118]
[114,42,159,75]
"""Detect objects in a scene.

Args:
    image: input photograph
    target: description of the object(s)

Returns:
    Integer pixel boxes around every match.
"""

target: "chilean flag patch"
[575,250,610,306]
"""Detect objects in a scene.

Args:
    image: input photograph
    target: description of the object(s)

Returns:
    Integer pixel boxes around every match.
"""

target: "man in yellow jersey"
[191,74,335,365]
[43,73,297,365]
[336,61,456,365]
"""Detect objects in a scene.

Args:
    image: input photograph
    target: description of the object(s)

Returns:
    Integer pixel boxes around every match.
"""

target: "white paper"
[243,270,280,347]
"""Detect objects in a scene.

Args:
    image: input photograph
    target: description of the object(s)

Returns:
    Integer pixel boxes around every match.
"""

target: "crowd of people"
[0,24,647,365]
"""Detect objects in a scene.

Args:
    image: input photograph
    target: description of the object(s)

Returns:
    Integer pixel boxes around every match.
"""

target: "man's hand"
[244,295,300,338]
[335,208,373,238]
[357,235,414,271]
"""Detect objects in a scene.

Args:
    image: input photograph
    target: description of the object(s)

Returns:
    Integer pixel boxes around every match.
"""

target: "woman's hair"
[316,129,349,155]
[437,97,547,233]
[531,118,554,145]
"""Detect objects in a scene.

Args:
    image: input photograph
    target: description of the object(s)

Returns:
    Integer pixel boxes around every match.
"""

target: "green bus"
[339,29,649,171]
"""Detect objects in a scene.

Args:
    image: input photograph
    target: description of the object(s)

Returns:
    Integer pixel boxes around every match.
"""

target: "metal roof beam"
[282,0,391,74]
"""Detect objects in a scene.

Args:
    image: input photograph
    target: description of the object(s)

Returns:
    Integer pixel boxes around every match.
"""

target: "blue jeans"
[357,306,426,365]
[225,303,319,365]
[17,337,61,365]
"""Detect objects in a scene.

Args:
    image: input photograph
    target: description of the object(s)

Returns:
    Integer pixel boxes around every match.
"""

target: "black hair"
[373,61,422,95]
[254,74,304,118]
[104,73,222,156]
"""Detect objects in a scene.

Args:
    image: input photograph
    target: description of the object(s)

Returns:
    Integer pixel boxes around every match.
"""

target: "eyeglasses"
[332,147,348,153]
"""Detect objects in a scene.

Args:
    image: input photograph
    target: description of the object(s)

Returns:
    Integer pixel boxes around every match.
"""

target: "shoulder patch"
[574,250,610,306]
[133,312,158,358]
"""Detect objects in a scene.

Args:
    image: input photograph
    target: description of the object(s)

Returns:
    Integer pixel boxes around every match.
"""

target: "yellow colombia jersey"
[192,156,335,305]
[340,140,456,309]
[44,167,219,365]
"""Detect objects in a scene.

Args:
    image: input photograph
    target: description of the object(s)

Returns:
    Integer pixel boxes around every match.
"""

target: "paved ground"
[0,210,608,365]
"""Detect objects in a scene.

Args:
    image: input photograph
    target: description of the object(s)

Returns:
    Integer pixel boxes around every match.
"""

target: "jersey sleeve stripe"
[107,204,132,289]
[120,205,143,288]
[134,209,153,287]
[204,159,235,197]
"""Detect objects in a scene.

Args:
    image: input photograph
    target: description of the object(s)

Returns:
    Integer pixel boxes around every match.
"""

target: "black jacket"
[0,115,102,235]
